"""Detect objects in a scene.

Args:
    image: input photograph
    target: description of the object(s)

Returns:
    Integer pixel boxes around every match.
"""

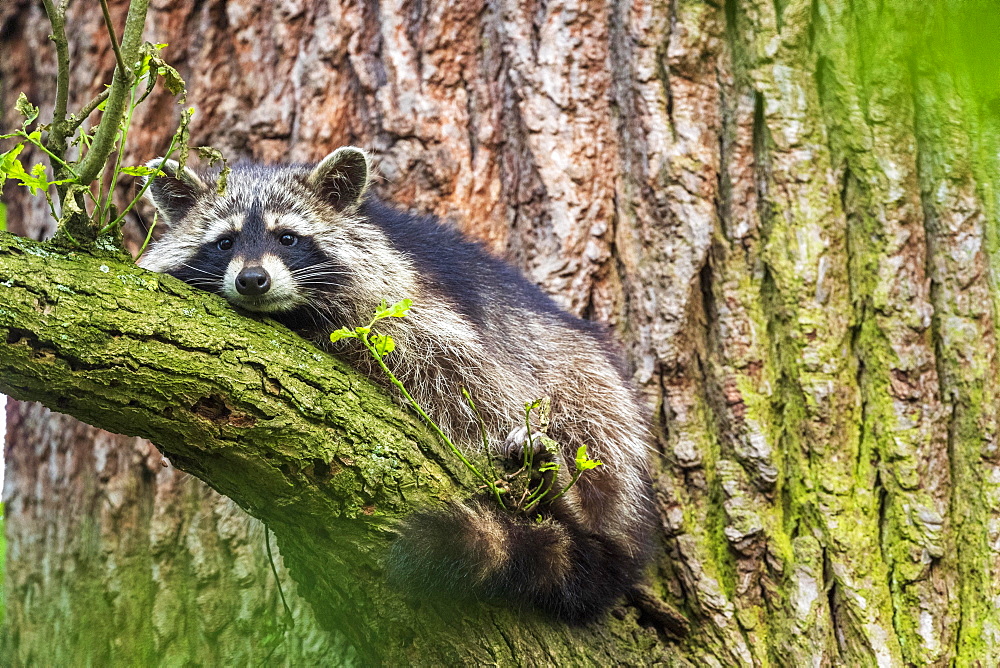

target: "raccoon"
[139,147,655,622]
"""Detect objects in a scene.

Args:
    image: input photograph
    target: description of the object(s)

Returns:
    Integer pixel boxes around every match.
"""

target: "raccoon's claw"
[502,425,546,461]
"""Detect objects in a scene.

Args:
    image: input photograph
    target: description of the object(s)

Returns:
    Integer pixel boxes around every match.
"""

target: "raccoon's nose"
[235,266,271,296]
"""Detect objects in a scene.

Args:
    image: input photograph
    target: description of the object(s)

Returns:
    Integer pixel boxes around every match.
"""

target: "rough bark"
[3,0,1000,665]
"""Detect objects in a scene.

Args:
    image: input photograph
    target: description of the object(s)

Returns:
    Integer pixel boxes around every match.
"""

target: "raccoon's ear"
[143,158,208,225]
[307,147,371,211]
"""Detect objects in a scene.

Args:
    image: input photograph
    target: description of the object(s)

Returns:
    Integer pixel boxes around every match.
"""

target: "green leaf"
[523,397,552,431]
[196,146,225,165]
[370,333,396,356]
[214,164,230,194]
[136,42,186,97]
[136,52,153,79]
[175,108,194,171]
[574,445,603,472]
[161,65,185,95]
[373,298,413,321]
[0,143,26,190]
[120,165,157,177]
[15,93,39,124]
[329,328,356,343]
[3,158,31,185]
[196,146,230,194]
[13,162,68,196]
[538,434,559,455]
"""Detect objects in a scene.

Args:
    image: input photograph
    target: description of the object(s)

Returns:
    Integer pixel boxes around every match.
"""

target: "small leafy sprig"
[331,299,603,516]
[331,299,507,509]
[0,96,72,221]
[0,42,196,243]
[0,2,228,250]
[501,399,602,514]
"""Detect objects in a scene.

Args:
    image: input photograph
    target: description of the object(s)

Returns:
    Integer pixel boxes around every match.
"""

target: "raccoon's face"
[139,148,371,315]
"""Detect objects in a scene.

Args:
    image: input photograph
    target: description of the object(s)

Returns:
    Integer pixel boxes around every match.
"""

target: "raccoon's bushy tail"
[387,501,648,623]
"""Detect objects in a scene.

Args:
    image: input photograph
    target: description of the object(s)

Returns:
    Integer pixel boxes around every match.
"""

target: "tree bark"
[3,0,999,665]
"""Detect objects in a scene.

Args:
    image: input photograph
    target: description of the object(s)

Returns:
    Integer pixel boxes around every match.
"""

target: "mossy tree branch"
[0,232,682,664]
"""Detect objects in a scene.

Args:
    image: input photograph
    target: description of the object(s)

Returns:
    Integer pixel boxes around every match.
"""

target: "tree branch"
[39,0,69,129]
[66,88,112,134]
[73,0,149,189]
[99,0,130,87]
[39,0,71,182]
[0,232,679,663]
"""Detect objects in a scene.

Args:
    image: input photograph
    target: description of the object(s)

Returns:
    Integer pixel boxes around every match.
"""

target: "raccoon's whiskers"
[180,262,224,279]
[291,267,350,279]
[291,260,347,273]
[295,279,345,288]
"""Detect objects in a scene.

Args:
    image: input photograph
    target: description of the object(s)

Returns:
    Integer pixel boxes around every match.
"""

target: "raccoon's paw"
[502,425,547,461]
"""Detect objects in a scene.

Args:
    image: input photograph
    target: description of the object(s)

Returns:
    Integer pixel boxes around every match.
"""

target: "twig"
[358,332,507,510]
[104,128,181,232]
[97,81,137,227]
[75,0,150,186]
[136,209,158,259]
[39,0,72,201]
[68,88,111,133]
[39,0,70,129]
[18,130,80,179]
[264,523,294,627]
[99,0,130,83]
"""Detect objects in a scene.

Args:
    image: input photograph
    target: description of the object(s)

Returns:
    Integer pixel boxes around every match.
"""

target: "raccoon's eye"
[217,237,234,251]
[279,233,298,247]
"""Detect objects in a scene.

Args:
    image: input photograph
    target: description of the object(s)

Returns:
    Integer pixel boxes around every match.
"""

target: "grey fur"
[139,147,655,621]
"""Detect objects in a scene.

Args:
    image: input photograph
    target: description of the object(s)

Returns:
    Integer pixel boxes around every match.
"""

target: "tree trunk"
[2,0,999,665]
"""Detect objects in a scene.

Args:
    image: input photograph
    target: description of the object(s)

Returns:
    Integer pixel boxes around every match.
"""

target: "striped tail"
[388,494,653,623]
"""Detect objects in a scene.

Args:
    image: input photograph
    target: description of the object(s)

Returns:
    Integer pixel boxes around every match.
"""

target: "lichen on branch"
[0,232,476,517]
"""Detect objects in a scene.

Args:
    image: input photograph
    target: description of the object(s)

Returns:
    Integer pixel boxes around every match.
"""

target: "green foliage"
[14,93,38,124]
[373,298,413,319]
[331,299,602,516]
[195,146,230,195]
[575,445,601,472]
[0,31,227,247]
[0,45,178,234]
[118,165,157,177]
[0,108,72,201]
